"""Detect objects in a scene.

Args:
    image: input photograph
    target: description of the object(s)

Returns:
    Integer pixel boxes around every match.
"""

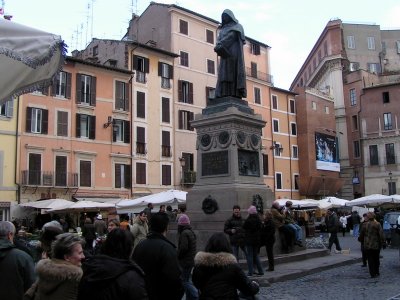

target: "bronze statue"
[214,9,246,99]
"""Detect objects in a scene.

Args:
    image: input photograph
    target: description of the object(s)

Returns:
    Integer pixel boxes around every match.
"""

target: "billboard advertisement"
[315,132,340,172]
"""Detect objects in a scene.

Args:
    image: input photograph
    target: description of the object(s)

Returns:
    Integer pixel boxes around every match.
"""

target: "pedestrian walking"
[177,214,198,300]
[243,205,264,276]
[325,208,342,253]
[93,214,107,236]
[359,213,368,267]
[131,211,149,251]
[359,212,386,278]
[132,212,184,300]
[224,205,247,261]
[192,232,259,300]
[339,213,348,237]
[260,210,276,272]
[0,221,35,300]
[351,211,361,237]
[82,217,96,253]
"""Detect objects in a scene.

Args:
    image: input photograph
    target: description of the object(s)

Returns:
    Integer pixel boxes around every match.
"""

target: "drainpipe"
[14,96,21,204]
[129,73,134,198]
[287,95,293,199]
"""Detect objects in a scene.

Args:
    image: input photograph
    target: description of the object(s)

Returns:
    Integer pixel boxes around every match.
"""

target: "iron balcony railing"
[245,67,274,85]
[21,170,78,187]
[182,171,196,185]
[161,145,172,157]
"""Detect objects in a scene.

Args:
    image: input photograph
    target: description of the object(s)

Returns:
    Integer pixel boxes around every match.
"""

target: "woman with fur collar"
[131,211,149,250]
[24,233,85,300]
[192,232,259,300]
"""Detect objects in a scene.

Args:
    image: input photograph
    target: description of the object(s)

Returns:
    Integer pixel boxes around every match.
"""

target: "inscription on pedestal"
[202,151,229,176]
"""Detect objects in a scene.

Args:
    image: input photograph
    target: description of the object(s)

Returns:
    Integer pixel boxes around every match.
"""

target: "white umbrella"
[319,197,349,209]
[48,200,115,213]
[117,189,187,214]
[0,19,66,104]
[19,198,72,210]
[345,194,396,207]
[275,199,319,209]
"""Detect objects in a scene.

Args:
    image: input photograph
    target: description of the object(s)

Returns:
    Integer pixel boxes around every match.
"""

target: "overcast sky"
[5,0,400,89]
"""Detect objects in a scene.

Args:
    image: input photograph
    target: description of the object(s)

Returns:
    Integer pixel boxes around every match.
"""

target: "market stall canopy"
[345,194,398,207]
[0,19,66,104]
[275,199,320,209]
[116,189,187,214]
[319,197,349,209]
[19,198,72,210]
[47,200,116,213]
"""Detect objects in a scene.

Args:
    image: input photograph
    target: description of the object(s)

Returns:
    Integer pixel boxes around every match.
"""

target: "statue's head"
[221,9,238,25]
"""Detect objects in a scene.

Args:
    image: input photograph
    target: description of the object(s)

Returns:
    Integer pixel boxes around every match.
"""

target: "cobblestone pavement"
[259,244,400,300]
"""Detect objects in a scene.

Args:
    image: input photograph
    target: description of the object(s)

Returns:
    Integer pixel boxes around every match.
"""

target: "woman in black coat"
[77,228,148,300]
[260,210,276,271]
[192,232,259,300]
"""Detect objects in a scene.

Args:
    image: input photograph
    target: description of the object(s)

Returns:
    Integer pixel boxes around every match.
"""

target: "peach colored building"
[18,57,133,203]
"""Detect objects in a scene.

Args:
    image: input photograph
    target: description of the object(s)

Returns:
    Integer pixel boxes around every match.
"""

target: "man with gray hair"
[0,221,35,300]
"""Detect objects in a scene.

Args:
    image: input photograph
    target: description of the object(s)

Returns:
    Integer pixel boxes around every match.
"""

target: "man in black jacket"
[326,209,342,253]
[133,212,184,300]
[224,205,247,261]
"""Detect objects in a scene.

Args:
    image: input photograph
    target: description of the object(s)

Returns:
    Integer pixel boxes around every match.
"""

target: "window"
[254,87,261,104]
[178,110,194,131]
[367,37,375,50]
[262,154,268,175]
[273,119,279,133]
[207,59,215,74]
[352,115,358,130]
[354,141,360,158]
[133,55,149,83]
[76,114,95,139]
[251,62,257,78]
[325,106,329,114]
[115,164,131,188]
[158,62,173,89]
[206,29,214,44]
[178,80,193,104]
[136,127,146,154]
[311,101,316,110]
[275,173,282,189]
[52,71,71,98]
[292,145,298,159]
[251,43,260,55]
[180,51,189,67]
[0,99,13,117]
[161,131,171,157]
[113,119,130,143]
[349,62,360,71]
[136,91,145,118]
[206,86,216,102]
[383,92,390,103]
[79,160,92,187]
[271,95,278,110]
[350,88,357,106]
[55,155,67,186]
[76,74,96,106]
[179,19,188,35]
[367,63,380,74]
[369,145,379,166]
[57,111,68,136]
[386,143,395,164]
[294,174,299,190]
[28,153,41,185]
[289,99,295,113]
[115,81,129,111]
[162,165,172,185]
[136,162,146,184]
[347,36,355,49]
[162,97,170,123]
[383,113,392,130]
[26,107,48,134]
[274,143,282,157]
[389,182,397,196]
[290,123,297,136]
[93,45,99,56]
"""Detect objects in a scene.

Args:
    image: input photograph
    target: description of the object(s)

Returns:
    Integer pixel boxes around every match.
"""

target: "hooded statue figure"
[214,9,247,99]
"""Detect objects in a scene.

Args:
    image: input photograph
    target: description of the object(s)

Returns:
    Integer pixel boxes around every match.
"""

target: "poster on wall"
[315,132,340,172]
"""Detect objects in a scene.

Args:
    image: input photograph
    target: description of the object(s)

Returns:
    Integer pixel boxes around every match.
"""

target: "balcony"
[161,145,171,157]
[245,67,274,85]
[182,171,196,185]
[136,71,146,83]
[21,170,78,187]
[136,142,147,154]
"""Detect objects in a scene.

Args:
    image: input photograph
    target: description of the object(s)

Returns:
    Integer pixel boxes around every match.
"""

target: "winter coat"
[177,225,197,269]
[93,219,107,236]
[270,207,285,228]
[132,232,184,300]
[359,219,385,250]
[0,239,35,300]
[260,219,276,246]
[224,214,245,247]
[351,212,361,225]
[326,212,340,233]
[77,255,148,300]
[192,251,259,300]
[130,216,149,250]
[82,223,96,241]
[24,258,82,300]
[242,214,262,247]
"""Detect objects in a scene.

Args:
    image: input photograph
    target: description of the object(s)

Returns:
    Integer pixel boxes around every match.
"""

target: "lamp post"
[388,171,393,195]
[179,157,186,189]
[321,174,326,199]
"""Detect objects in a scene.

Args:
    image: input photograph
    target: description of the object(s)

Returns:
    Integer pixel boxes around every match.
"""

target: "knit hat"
[97,214,103,220]
[178,214,190,225]
[248,205,257,215]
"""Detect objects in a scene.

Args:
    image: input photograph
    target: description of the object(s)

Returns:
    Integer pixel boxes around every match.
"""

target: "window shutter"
[162,97,170,123]
[178,110,183,129]
[76,74,82,103]
[136,162,146,184]
[66,72,72,99]
[90,76,97,106]
[115,164,121,188]
[168,64,173,79]
[26,107,32,132]
[112,119,117,142]
[178,80,183,101]
[51,76,57,96]
[124,164,131,188]
[162,131,170,146]
[144,58,150,73]
[132,55,138,70]
[42,109,48,134]
[137,127,145,143]
[189,112,194,131]
[76,114,81,137]
[124,121,130,143]
[188,82,193,104]
[137,92,145,118]
[262,154,268,175]
[158,62,162,76]
[89,115,96,139]
[6,100,13,117]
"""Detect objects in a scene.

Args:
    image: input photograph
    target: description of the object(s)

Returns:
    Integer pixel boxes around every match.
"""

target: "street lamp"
[179,157,186,188]
[321,174,326,199]
[388,171,393,195]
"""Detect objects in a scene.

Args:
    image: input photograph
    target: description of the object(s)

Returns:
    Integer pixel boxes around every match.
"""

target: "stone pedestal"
[184,96,274,249]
